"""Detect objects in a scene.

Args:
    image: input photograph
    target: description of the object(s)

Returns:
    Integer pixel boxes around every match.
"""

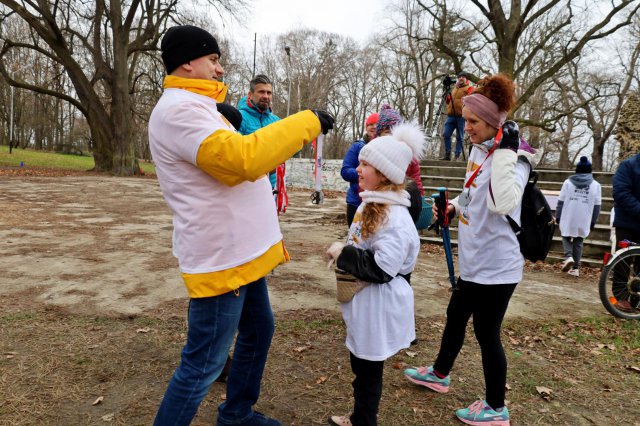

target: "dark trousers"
[349,352,384,426]
[347,203,358,228]
[433,278,516,410]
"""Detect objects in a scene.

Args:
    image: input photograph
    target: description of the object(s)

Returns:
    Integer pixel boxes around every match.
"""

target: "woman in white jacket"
[405,74,532,426]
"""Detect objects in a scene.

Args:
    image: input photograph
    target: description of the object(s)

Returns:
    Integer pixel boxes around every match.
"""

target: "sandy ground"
[0,176,605,320]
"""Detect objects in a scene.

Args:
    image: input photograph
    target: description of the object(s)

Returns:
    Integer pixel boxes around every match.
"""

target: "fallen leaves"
[536,386,553,401]
[596,343,616,351]
[591,343,616,355]
[101,413,115,422]
[92,396,104,406]
[625,365,640,374]
[392,361,408,370]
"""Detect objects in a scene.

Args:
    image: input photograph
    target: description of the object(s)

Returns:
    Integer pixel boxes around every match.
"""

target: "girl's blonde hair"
[361,176,405,239]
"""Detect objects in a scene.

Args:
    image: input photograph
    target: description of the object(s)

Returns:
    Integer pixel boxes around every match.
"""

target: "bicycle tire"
[598,246,640,320]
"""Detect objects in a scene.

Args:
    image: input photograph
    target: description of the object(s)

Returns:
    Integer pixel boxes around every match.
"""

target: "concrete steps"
[419,159,614,267]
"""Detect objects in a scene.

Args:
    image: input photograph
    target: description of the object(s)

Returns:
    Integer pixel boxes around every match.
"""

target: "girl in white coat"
[325,122,426,426]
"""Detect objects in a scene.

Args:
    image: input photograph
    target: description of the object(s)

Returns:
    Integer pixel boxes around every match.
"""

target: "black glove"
[313,110,334,135]
[217,103,243,130]
[499,120,519,151]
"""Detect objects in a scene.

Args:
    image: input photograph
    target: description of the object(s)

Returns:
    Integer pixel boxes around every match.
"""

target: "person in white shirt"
[325,122,426,426]
[404,74,534,426]
[149,25,333,426]
[556,156,602,277]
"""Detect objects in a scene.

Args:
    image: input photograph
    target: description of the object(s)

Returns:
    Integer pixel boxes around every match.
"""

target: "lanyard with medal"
[458,128,503,210]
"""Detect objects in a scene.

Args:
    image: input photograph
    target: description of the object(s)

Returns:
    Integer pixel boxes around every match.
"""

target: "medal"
[459,190,471,207]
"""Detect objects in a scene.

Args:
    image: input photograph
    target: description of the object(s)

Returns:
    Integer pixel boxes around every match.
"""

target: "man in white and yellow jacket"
[149,25,333,426]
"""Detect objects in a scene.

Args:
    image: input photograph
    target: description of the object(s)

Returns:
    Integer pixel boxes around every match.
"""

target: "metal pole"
[9,85,14,148]
[252,33,257,78]
[285,46,291,116]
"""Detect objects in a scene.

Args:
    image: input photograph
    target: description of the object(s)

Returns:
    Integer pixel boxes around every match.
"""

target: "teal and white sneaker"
[455,400,510,426]
[404,365,450,393]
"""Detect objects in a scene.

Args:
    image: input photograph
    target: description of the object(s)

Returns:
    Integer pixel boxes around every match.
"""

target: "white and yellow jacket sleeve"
[148,76,321,298]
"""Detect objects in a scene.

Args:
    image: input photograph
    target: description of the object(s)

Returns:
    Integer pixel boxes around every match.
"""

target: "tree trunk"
[87,106,115,172]
[592,137,605,172]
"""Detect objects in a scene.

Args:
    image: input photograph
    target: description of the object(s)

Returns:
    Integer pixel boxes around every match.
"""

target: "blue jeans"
[443,115,465,155]
[154,278,275,426]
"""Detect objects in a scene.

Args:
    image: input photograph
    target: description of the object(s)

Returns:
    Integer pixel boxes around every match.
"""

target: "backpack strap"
[506,214,521,234]
[505,155,535,234]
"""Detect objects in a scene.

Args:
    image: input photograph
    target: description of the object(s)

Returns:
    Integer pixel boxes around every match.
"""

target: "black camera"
[443,74,456,87]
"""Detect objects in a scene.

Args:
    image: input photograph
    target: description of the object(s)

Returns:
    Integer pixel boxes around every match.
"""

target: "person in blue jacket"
[613,152,640,245]
[341,112,378,227]
[237,74,281,188]
[612,151,640,312]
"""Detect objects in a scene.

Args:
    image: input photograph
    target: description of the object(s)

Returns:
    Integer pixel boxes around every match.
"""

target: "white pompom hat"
[358,121,426,184]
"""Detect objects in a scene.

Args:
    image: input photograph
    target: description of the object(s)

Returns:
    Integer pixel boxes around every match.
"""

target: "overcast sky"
[219,0,388,49]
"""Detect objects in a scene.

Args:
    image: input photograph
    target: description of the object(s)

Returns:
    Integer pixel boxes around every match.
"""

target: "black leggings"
[433,278,516,409]
[350,352,384,426]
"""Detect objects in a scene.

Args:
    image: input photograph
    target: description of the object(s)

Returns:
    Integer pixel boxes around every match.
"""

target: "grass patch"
[1,299,638,425]
[279,317,344,332]
[0,145,94,170]
[0,145,156,174]
[0,312,38,323]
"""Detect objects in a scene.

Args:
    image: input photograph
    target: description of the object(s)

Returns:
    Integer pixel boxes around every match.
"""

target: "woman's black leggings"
[433,278,517,409]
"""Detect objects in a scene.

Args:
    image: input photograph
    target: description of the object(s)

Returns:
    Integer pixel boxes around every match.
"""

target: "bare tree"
[418,0,640,121]
[0,0,245,174]
[569,45,639,170]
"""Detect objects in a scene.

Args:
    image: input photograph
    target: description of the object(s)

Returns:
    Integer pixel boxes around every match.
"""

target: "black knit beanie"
[575,156,592,174]
[161,25,221,74]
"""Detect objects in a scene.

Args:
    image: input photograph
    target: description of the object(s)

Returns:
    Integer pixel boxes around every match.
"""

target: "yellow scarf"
[163,75,228,102]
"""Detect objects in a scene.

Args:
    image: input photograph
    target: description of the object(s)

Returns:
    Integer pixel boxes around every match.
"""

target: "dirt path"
[0,176,604,319]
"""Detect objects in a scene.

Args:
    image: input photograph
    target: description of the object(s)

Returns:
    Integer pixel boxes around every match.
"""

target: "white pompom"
[390,121,427,160]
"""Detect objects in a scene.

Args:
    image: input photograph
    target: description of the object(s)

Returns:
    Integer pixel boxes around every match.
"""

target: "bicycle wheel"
[598,247,640,320]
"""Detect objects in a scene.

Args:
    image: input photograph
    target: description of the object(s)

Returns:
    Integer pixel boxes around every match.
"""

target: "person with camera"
[441,72,473,161]
[405,74,533,426]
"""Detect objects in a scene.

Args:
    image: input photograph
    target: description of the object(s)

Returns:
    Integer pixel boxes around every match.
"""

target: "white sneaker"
[561,257,574,272]
[568,268,579,277]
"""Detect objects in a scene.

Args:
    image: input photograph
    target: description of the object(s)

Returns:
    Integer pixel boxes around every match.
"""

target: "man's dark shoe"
[215,355,232,383]
[439,152,451,161]
[454,153,462,161]
[217,411,282,426]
